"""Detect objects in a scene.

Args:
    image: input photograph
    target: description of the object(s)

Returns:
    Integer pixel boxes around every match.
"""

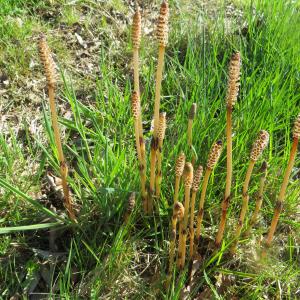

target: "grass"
[0,0,300,298]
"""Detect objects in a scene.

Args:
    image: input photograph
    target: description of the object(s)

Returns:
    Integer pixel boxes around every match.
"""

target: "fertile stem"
[189,165,203,258]
[231,130,269,254]
[166,202,184,288]
[39,35,75,221]
[149,1,169,213]
[230,160,255,254]
[216,52,241,248]
[178,163,193,269]
[195,140,223,243]
[173,152,186,204]
[244,161,267,237]
[132,6,148,213]
[195,168,212,242]
[153,46,166,140]
[131,93,148,213]
[132,5,141,94]
[174,176,180,203]
[215,108,232,247]
[149,137,158,213]
[156,112,167,198]
[149,47,164,212]
[153,1,169,139]
[265,137,299,248]
[139,132,147,212]
[177,214,184,268]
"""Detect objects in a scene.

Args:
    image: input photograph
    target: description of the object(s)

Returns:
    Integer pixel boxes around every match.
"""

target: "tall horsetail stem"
[39,34,76,221]
[149,0,169,213]
[131,5,148,213]
[215,52,241,247]
[131,92,148,213]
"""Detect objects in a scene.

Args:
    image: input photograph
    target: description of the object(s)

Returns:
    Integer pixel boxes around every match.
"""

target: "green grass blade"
[0,222,61,234]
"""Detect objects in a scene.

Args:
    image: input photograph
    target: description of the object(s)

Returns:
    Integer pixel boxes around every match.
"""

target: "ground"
[0,0,300,299]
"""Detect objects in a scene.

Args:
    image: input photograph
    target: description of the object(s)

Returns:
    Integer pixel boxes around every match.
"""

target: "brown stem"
[137,118,147,212]
[149,46,166,213]
[49,87,75,221]
[244,162,267,237]
[179,185,191,269]
[189,191,197,258]
[139,135,148,213]
[153,46,165,140]
[177,219,184,269]
[155,139,164,198]
[149,137,158,213]
[133,116,142,162]
[133,15,148,212]
[166,203,183,287]
[230,160,255,254]
[265,138,299,248]
[173,176,180,204]
[133,38,148,213]
[195,169,212,242]
[137,114,147,213]
[133,114,147,212]
[133,49,140,94]
[215,107,232,247]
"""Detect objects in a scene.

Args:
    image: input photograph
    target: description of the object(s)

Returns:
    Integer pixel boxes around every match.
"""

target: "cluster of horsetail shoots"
[173,152,186,203]
[188,103,197,164]
[215,52,241,247]
[231,130,269,254]
[149,0,169,213]
[156,112,167,198]
[124,192,136,224]
[127,2,298,267]
[20,3,300,291]
[195,141,223,242]
[166,202,184,288]
[244,161,268,237]
[177,163,193,269]
[189,165,203,258]
[38,34,76,222]
[264,114,300,249]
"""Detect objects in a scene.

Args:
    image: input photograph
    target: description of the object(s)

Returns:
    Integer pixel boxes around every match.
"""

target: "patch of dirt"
[0,1,248,137]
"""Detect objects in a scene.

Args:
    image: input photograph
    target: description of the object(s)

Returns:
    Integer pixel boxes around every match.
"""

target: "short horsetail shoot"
[195,141,222,243]
[231,130,269,254]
